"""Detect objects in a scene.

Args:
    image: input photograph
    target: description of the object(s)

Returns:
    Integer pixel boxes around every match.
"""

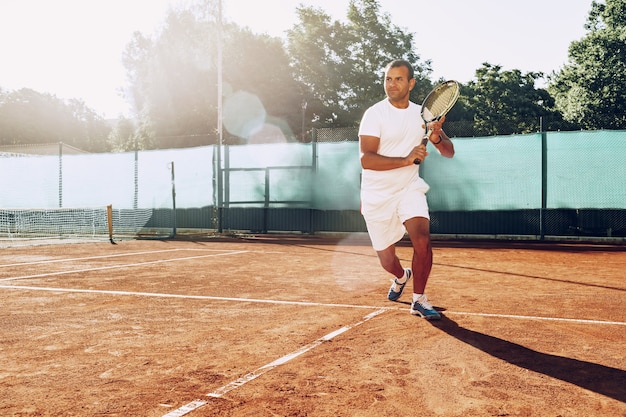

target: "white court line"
[161,309,388,417]
[0,248,246,268]
[444,311,626,326]
[2,284,624,415]
[1,284,624,327]
[0,285,386,310]
[0,250,248,282]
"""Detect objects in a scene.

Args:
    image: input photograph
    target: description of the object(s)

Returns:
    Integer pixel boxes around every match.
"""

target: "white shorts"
[362,190,430,251]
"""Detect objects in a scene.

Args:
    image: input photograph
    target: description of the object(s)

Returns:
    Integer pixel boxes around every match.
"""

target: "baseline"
[0,284,390,311]
[445,311,626,326]
[1,284,624,327]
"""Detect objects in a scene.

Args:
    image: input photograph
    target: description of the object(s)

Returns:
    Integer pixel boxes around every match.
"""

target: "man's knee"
[376,249,397,272]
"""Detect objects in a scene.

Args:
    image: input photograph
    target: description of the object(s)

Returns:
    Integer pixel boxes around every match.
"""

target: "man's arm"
[427,117,455,158]
[360,135,426,171]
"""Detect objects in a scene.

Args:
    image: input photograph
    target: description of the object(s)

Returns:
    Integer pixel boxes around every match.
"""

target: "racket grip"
[413,135,430,164]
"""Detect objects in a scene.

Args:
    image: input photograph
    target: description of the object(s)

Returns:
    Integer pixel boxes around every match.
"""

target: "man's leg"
[375,245,404,279]
[377,244,413,302]
[403,216,440,319]
[403,216,432,295]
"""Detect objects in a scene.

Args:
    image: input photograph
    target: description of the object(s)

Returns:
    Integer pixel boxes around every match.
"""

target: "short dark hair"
[385,59,414,80]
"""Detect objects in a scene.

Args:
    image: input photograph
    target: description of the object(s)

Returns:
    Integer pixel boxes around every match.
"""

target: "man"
[358,59,454,320]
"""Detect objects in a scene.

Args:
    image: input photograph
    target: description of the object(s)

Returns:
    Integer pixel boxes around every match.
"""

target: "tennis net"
[0,205,172,246]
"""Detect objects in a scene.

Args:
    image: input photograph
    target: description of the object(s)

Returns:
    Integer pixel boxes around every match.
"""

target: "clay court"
[0,235,625,417]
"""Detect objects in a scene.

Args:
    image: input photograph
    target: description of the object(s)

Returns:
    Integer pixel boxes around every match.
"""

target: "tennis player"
[358,59,454,319]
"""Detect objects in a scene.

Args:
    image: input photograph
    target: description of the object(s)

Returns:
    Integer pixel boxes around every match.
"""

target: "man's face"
[384,65,415,103]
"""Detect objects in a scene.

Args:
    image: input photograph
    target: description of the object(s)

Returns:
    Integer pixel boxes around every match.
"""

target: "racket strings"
[422,85,459,121]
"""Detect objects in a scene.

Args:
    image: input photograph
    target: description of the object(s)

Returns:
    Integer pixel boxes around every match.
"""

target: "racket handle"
[413,135,430,164]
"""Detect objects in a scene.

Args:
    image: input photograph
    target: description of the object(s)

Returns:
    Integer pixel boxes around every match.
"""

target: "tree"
[346,0,432,113]
[287,0,432,128]
[466,63,572,136]
[0,88,111,151]
[122,0,305,148]
[221,28,304,143]
[549,0,626,129]
[108,117,138,152]
[122,6,219,149]
[66,99,113,152]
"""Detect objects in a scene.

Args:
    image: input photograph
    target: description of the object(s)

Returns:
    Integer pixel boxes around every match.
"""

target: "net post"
[107,204,116,244]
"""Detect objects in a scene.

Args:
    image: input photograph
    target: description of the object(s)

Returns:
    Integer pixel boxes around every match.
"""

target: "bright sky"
[0,0,592,118]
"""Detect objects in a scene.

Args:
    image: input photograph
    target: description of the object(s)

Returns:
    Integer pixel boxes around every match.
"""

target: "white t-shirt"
[358,98,430,208]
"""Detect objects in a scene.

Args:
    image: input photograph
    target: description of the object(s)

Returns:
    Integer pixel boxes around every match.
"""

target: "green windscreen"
[546,131,626,208]
[422,134,543,211]
[1,130,624,239]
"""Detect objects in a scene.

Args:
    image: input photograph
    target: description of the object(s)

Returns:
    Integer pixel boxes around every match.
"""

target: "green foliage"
[465,64,573,136]
[222,29,303,142]
[122,0,304,148]
[122,7,219,149]
[549,0,626,129]
[286,6,354,127]
[287,0,432,128]
[0,88,111,152]
[7,0,626,148]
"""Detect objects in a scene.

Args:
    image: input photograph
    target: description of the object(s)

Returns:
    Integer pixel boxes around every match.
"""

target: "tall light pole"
[217,0,223,149]
[216,0,224,232]
[301,98,307,142]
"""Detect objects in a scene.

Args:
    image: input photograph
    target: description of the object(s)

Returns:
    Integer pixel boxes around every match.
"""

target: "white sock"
[391,269,409,291]
[413,293,424,303]
[393,268,410,284]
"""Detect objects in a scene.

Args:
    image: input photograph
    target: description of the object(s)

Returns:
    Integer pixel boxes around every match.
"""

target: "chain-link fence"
[1,129,625,242]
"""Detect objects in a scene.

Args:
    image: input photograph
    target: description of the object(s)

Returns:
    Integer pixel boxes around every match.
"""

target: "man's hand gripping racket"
[414,80,460,164]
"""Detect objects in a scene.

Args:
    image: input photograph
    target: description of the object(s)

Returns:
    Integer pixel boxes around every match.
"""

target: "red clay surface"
[0,234,625,416]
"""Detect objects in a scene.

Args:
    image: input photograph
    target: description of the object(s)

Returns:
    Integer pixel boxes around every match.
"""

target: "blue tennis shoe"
[410,295,441,320]
[387,268,412,301]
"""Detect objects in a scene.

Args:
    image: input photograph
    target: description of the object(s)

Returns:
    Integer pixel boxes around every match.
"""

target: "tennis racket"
[414,80,460,164]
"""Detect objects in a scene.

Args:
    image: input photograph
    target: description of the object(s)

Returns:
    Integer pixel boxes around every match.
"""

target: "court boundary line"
[1,284,624,326]
[3,285,624,415]
[161,309,389,417]
[0,250,249,282]
[0,248,240,268]
[0,284,390,310]
[447,311,626,326]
